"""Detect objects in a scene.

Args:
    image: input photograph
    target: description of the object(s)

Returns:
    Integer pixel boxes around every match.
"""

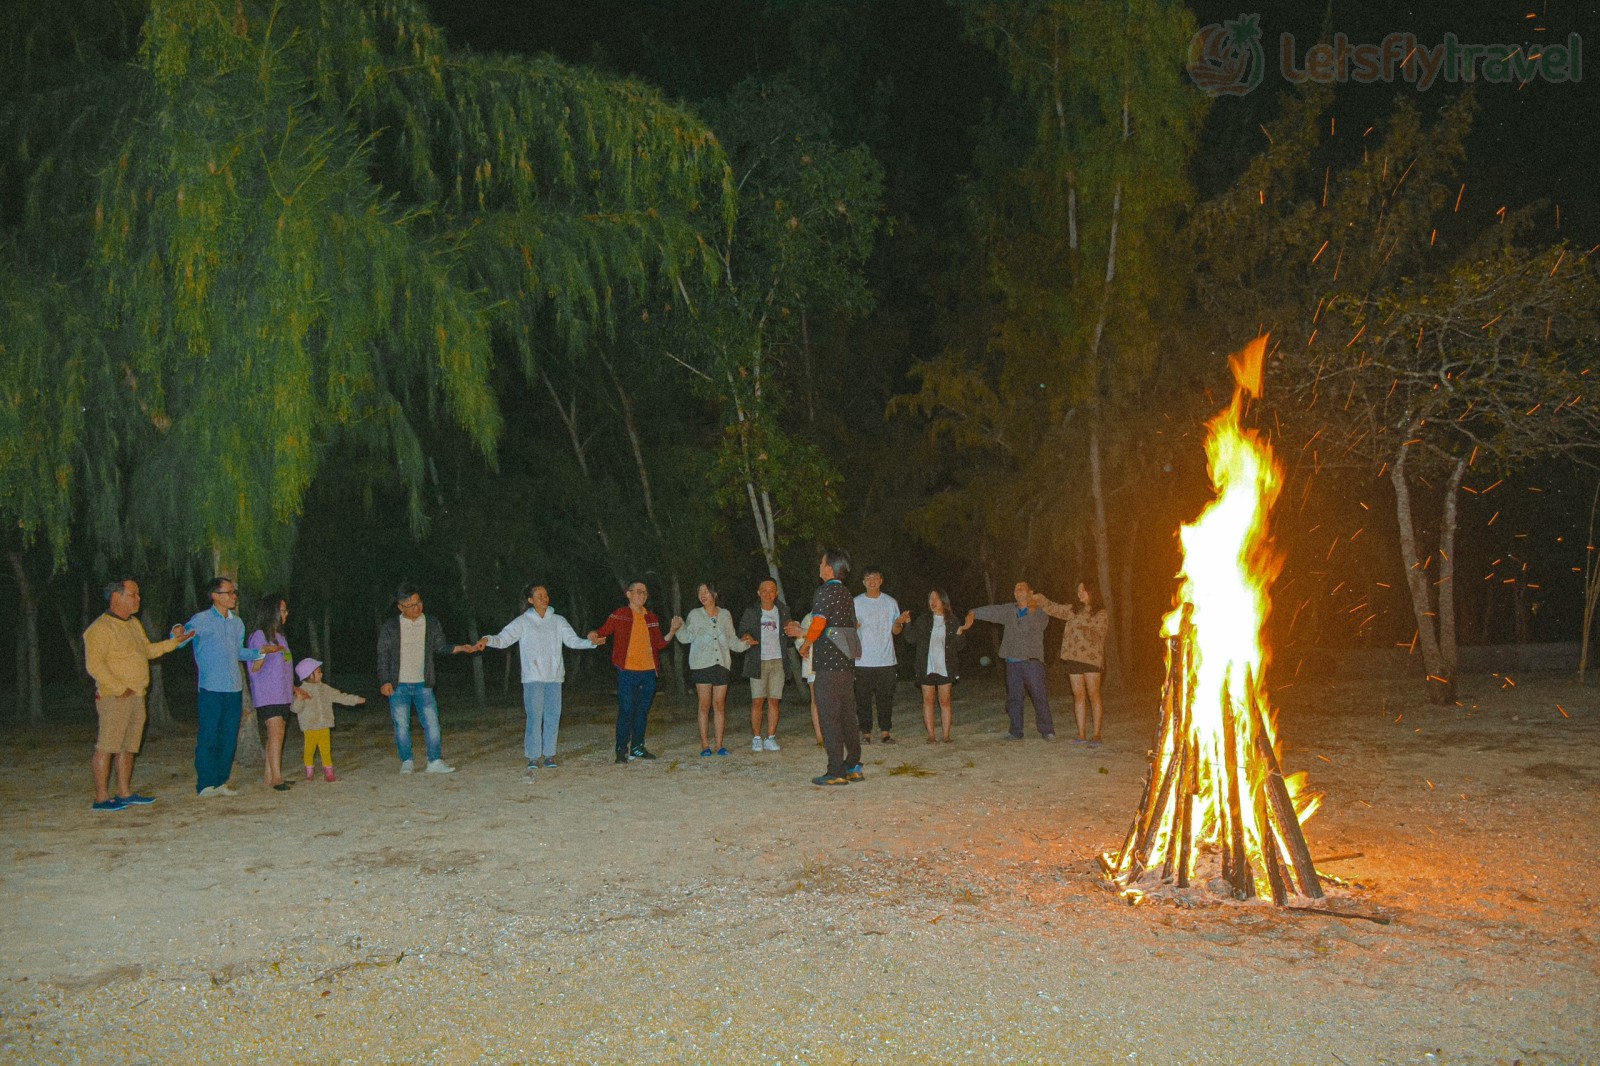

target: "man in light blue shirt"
[185,577,271,796]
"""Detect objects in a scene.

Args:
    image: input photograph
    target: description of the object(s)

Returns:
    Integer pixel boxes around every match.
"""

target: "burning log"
[1102,337,1325,905]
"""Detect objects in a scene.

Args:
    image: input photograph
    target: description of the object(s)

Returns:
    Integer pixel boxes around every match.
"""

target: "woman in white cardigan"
[677,581,738,756]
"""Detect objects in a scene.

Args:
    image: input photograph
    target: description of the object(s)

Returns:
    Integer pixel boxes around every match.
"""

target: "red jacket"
[595,606,669,671]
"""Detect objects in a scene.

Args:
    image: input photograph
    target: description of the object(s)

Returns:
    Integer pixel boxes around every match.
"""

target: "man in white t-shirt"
[738,580,792,751]
[853,567,908,744]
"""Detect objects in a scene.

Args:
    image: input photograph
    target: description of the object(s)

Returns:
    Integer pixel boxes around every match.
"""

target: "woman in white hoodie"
[480,584,599,773]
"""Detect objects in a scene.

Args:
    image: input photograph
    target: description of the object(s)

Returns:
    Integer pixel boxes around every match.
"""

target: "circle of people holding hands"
[80,553,1109,808]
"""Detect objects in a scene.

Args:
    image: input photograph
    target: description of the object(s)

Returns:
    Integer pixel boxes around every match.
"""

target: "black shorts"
[1060,659,1100,675]
[690,664,732,687]
[918,672,955,688]
[255,702,292,723]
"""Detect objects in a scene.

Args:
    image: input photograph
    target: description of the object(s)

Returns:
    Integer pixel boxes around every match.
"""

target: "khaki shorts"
[750,658,785,700]
[95,693,147,754]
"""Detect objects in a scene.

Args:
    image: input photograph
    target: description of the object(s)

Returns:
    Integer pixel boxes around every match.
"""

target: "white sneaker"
[762,736,780,752]
[752,735,763,752]
[197,785,220,797]
[400,759,414,774]
[425,759,456,774]
[215,784,238,796]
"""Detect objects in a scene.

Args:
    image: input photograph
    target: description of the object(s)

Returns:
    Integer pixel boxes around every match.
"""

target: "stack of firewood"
[1102,614,1322,904]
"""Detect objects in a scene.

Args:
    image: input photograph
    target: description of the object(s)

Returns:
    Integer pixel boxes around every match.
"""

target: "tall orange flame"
[1107,335,1321,902]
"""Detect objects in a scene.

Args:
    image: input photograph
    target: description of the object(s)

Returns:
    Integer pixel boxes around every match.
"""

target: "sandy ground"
[1,669,1596,1065]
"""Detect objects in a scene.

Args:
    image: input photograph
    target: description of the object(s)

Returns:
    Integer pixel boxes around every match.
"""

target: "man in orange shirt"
[591,580,682,763]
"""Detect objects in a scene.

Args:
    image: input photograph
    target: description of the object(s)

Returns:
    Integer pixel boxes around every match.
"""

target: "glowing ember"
[1104,335,1323,904]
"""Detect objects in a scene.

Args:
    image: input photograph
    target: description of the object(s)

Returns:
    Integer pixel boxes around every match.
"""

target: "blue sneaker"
[700,748,714,758]
[117,793,156,805]
[716,747,729,757]
[846,764,865,782]
[91,798,126,812]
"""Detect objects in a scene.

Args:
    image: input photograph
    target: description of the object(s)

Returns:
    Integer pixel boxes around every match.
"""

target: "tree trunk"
[1087,419,1119,688]
[235,663,263,765]
[139,612,173,734]
[599,350,688,690]
[1119,513,1138,683]
[1437,456,1467,681]
[799,307,817,428]
[1389,439,1452,703]
[540,369,628,586]
[1581,483,1600,683]
[8,552,44,723]
[54,581,90,684]
[455,552,486,709]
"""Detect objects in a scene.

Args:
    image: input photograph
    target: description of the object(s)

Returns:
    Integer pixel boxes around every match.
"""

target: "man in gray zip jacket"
[959,581,1057,740]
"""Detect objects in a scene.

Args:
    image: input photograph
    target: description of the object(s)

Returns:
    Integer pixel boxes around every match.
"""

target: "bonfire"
[1103,336,1323,904]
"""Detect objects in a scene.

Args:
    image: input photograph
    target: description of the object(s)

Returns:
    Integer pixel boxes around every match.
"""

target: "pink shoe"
[323,767,336,782]
[305,766,314,781]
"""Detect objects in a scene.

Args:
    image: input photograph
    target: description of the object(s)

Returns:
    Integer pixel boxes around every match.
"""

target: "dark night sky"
[426,0,1600,243]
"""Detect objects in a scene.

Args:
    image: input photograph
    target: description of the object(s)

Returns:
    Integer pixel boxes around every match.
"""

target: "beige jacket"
[292,681,362,732]
[1040,599,1110,670]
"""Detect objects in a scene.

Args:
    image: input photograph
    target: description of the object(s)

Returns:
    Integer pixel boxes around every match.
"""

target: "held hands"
[294,687,310,701]
[472,636,490,652]
[782,621,802,638]
[741,634,758,646]
[957,610,975,636]
[451,643,481,654]
[170,624,194,642]
[585,631,608,645]
[667,616,683,635]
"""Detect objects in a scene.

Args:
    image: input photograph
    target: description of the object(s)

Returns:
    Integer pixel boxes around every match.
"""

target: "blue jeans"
[522,681,563,760]
[388,683,442,763]
[1004,659,1054,737]
[614,669,657,752]
[194,688,242,792]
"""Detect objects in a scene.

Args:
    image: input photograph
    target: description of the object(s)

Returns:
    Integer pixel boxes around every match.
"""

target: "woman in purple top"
[247,594,300,791]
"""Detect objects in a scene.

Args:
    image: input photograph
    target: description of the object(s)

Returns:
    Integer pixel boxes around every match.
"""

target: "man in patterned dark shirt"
[788,548,862,785]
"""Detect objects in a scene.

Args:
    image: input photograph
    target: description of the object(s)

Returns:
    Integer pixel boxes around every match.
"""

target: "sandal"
[880,733,896,745]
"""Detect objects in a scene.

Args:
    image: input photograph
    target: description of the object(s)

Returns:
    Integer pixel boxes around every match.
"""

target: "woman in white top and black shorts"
[902,589,965,743]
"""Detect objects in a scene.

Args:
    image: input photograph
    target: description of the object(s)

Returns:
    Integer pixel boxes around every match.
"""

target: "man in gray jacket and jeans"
[959,581,1057,741]
[376,584,481,773]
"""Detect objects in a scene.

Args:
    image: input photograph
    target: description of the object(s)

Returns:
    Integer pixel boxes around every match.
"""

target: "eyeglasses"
[214,588,238,597]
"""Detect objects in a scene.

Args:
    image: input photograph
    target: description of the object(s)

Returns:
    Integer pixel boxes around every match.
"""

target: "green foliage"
[0,0,732,581]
